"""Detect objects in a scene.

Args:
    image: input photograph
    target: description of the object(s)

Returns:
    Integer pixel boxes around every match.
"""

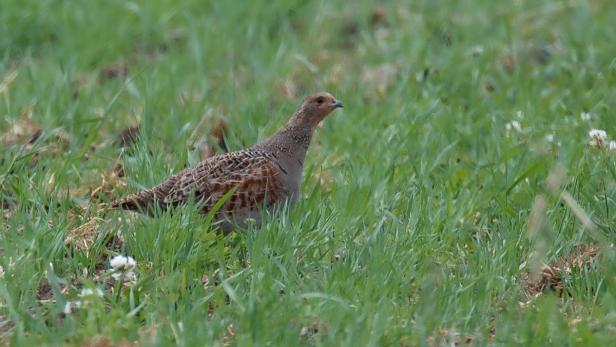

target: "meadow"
[1,0,615,345]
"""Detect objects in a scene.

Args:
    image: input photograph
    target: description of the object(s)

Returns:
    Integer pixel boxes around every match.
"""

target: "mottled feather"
[113,150,283,214]
[111,92,343,232]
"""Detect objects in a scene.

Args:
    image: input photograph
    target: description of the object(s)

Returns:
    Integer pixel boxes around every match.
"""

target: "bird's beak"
[332,100,344,108]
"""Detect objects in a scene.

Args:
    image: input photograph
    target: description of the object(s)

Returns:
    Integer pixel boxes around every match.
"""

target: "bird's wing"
[159,150,285,212]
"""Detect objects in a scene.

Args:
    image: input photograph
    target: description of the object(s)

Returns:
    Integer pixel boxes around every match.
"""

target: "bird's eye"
[316,97,324,104]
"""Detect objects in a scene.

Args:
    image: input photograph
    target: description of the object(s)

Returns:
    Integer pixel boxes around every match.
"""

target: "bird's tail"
[110,190,155,211]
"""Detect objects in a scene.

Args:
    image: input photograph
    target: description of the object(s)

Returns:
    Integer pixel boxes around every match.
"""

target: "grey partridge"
[111,92,343,232]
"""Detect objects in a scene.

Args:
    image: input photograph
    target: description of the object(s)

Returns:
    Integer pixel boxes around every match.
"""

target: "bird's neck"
[256,112,316,164]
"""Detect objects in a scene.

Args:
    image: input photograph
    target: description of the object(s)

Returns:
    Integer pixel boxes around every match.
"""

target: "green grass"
[1,0,616,345]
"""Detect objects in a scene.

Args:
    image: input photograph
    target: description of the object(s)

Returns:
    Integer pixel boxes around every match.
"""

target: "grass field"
[1,0,616,345]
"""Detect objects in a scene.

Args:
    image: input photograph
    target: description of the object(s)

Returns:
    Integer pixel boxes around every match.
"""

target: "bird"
[111,92,344,232]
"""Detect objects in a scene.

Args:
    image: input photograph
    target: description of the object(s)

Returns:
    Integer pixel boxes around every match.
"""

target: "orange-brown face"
[300,92,343,125]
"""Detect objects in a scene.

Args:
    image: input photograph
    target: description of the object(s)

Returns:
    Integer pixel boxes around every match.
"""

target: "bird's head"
[295,92,343,127]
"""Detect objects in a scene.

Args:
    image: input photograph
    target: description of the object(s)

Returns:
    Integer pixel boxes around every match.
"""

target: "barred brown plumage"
[111,92,343,232]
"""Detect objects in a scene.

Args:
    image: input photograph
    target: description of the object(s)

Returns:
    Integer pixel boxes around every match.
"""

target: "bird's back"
[112,149,289,221]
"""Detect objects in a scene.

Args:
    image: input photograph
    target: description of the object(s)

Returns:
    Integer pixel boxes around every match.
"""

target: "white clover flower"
[61,288,105,315]
[112,270,137,282]
[63,301,82,315]
[79,288,104,298]
[544,134,561,147]
[469,45,484,56]
[580,112,591,121]
[110,255,137,270]
[589,129,608,149]
[506,120,522,132]
[63,302,73,315]
[515,111,524,119]
[609,141,616,151]
[110,255,138,283]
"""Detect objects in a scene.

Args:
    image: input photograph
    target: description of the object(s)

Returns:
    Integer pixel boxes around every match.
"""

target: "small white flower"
[609,141,616,151]
[63,301,82,315]
[544,134,561,147]
[110,255,137,270]
[112,270,137,282]
[110,255,138,283]
[589,129,608,148]
[469,45,484,56]
[63,302,73,315]
[589,129,607,139]
[62,288,104,314]
[506,120,522,133]
[79,288,104,298]
[515,111,524,119]
[580,112,591,121]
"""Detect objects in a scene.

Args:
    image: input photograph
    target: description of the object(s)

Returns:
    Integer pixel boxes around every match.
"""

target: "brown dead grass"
[370,7,389,28]
[221,323,235,346]
[1,196,13,219]
[427,329,474,346]
[523,244,599,296]
[299,320,328,341]
[3,114,40,146]
[115,126,140,148]
[36,280,54,301]
[65,214,125,256]
[186,112,230,160]
[65,217,104,252]
[211,119,229,153]
[3,115,71,167]
[100,61,129,81]
[36,276,71,302]
[90,170,128,203]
